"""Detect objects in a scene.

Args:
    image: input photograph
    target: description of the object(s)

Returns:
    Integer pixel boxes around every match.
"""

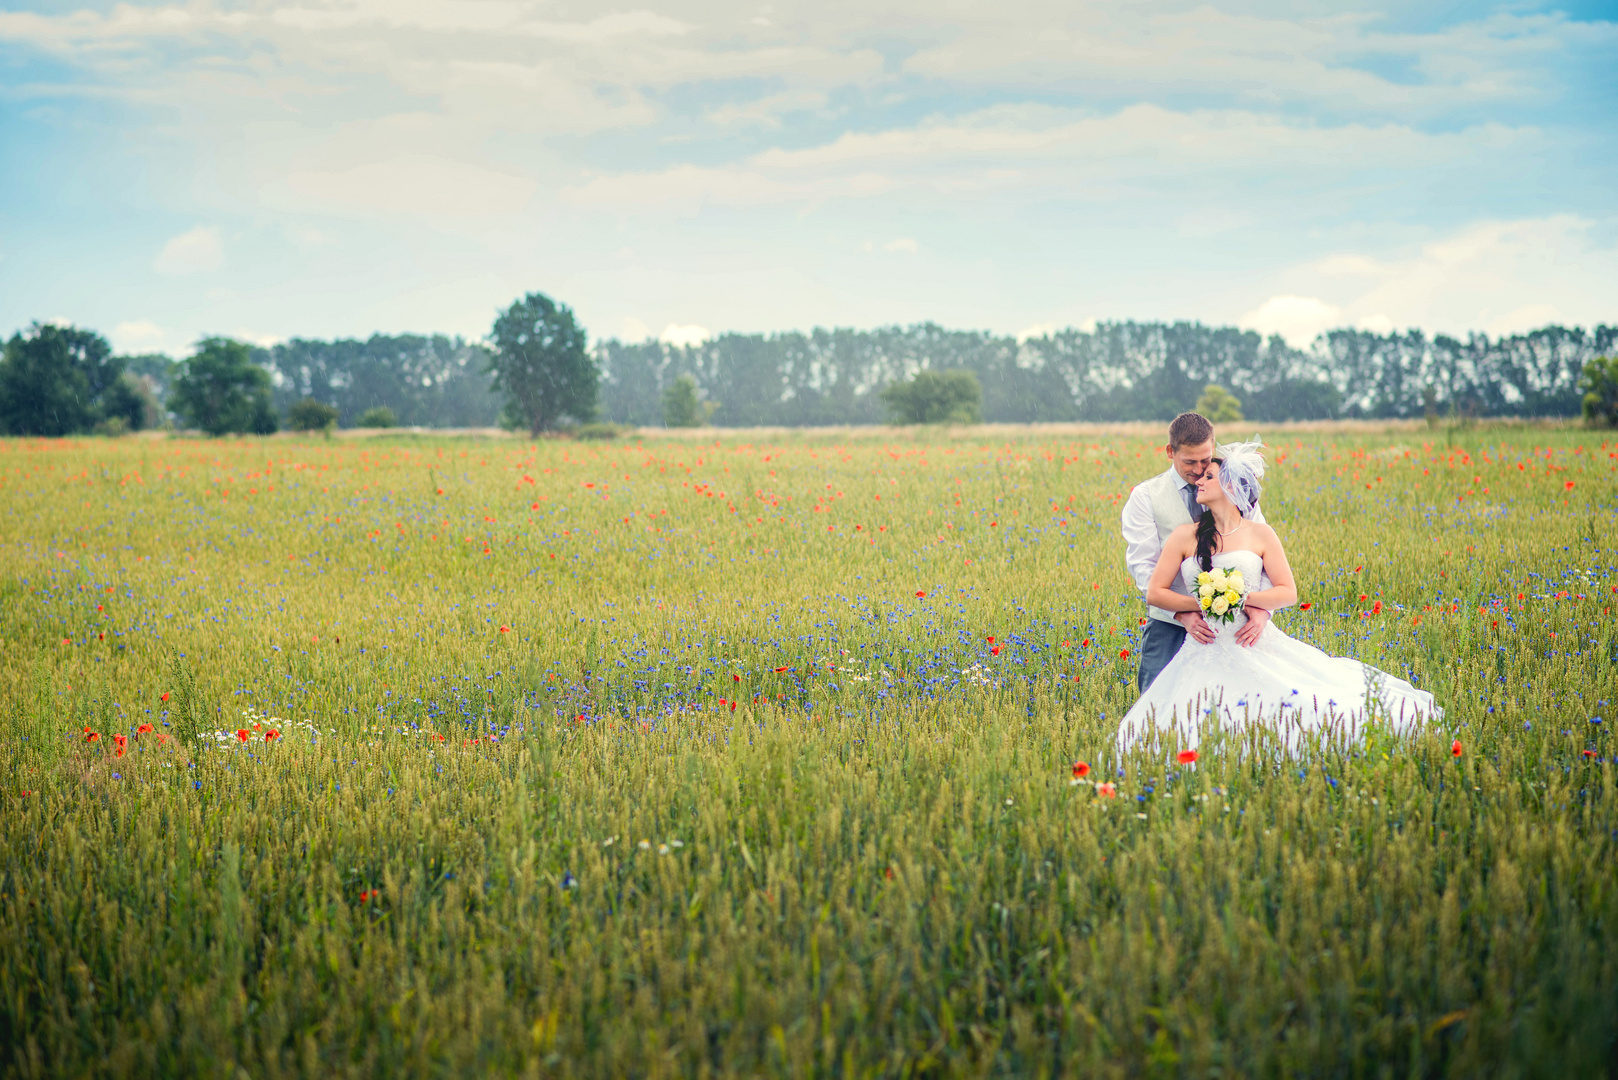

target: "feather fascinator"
[1217,438,1266,517]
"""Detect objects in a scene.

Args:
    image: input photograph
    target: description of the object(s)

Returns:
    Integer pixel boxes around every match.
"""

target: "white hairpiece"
[1216,437,1266,517]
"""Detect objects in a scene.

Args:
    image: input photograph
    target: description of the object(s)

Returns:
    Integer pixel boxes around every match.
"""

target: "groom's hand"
[1236,606,1271,647]
[1174,610,1216,644]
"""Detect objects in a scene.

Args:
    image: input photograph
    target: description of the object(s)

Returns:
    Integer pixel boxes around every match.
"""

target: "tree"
[357,406,397,428]
[1581,356,1618,427]
[487,293,597,435]
[662,374,717,427]
[169,338,278,435]
[879,370,981,424]
[1195,383,1244,424]
[286,398,339,432]
[0,323,125,435]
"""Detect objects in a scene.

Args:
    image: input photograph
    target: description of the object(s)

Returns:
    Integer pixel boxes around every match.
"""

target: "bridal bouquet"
[1195,567,1246,624]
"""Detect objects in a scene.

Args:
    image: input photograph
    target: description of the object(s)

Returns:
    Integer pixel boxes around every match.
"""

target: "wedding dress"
[1115,550,1440,755]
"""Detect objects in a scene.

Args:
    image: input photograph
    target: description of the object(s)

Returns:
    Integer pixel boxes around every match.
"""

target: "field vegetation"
[1,425,1615,1077]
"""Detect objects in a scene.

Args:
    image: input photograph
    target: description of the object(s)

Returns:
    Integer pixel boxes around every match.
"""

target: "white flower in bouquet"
[1227,569,1245,590]
[1208,568,1228,590]
[1211,595,1230,616]
[1198,581,1216,599]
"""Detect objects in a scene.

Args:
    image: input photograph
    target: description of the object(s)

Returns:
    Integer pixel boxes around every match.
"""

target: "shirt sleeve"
[1120,483,1159,593]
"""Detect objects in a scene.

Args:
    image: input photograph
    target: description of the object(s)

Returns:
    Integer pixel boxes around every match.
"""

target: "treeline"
[2,314,1613,436]
[597,321,1618,426]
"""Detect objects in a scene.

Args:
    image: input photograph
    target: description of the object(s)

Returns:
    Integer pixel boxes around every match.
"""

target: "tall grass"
[1,426,1615,1076]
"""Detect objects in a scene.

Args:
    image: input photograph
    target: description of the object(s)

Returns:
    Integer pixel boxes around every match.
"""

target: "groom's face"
[1167,440,1216,485]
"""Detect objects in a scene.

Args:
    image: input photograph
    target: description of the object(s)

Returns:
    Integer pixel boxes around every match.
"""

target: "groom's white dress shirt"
[1122,465,1266,625]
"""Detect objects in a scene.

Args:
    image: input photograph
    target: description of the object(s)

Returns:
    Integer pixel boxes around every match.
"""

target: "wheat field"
[1,425,1614,1077]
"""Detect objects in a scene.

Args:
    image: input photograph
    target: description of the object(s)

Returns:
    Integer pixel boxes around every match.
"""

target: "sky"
[1,0,1615,355]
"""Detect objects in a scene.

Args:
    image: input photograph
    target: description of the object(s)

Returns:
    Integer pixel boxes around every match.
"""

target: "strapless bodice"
[1179,549,1264,593]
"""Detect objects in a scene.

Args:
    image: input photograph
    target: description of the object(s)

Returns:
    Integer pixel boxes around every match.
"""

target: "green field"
[2,425,1615,1077]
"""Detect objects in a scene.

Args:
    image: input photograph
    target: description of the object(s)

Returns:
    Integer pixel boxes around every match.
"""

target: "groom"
[1121,412,1269,692]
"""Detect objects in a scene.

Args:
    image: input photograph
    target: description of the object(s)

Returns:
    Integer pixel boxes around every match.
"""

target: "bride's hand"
[1235,606,1271,647]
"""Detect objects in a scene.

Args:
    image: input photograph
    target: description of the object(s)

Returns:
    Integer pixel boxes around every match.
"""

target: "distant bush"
[92,416,129,437]
[287,398,339,432]
[880,370,981,424]
[356,406,397,429]
[572,422,632,440]
[1581,356,1618,427]
[169,338,278,436]
[1195,383,1244,424]
[662,374,718,428]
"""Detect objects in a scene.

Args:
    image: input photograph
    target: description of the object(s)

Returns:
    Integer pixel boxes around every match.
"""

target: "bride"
[1114,440,1440,756]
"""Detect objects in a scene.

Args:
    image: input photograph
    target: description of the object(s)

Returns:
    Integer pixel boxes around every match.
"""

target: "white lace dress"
[1115,550,1440,755]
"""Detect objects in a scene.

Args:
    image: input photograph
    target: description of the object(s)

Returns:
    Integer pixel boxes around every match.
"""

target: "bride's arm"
[1145,525,1200,612]
[1245,526,1298,612]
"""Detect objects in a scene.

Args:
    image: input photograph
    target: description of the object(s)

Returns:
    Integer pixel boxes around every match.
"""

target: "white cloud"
[1317,215,1616,336]
[1239,295,1343,347]
[279,155,537,218]
[619,316,650,341]
[883,238,919,253]
[706,91,828,129]
[152,226,224,275]
[659,323,710,347]
[111,319,169,352]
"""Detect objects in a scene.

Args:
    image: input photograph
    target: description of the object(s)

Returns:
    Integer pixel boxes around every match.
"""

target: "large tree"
[487,293,597,435]
[169,338,278,435]
[0,323,124,435]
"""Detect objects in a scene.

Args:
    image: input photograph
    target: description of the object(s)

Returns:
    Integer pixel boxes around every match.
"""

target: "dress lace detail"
[1116,551,1440,755]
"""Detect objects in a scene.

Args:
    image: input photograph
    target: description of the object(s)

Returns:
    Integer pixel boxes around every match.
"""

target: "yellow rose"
[1211,596,1230,616]
[1196,571,1212,585]
[1225,590,1241,606]
[1227,570,1245,589]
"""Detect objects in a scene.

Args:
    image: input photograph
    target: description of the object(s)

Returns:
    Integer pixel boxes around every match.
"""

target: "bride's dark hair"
[1195,457,1225,572]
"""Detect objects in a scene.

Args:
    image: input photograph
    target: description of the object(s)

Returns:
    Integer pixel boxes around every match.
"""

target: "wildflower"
[236,729,249,743]
[773,666,788,673]
[916,590,926,598]
[499,625,511,634]
[1177,749,1198,764]
[560,870,578,888]
[113,734,128,757]
[638,839,651,851]
[359,889,380,903]
[1564,480,1575,491]
[1451,740,1463,758]
[160,692,169,702]
[732,674,740,682]
[84,731,100,743]
[434,734,445,741]
[1371,600,1382,615]
[1071,760,1091,779]
[991,645,1001,656]
[1119,649,1131,660]
[136,723,154,735]
[1097,782,1117,798]
[265,730,280,742]
[884,866,895,880]
[1582,749,1597,759]
[1300,602,1312,611]
[1081,638,1091,647]
[1358,594,1368,602]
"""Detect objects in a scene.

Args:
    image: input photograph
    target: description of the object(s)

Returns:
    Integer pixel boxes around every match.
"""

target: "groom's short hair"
[1168,412,1215,450]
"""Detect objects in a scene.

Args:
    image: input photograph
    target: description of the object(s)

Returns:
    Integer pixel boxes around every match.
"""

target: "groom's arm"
[1120,484,1159,592]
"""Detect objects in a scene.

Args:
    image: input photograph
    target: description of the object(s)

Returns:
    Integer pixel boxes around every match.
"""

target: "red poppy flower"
[1081,638,1091,647]
[986,635,995,644]
[236,729,249,743]
[1071,760,1091,779]
[1451,740,1463,758]
[160,692,170,702]
[916,590,926,598]
[732,673,740,682]
[1300,602,1312,611]
[1176,749,1198,764]
[1119,649,1131,660]
[434,733,446,741]
[1358,594,1368,602]
[499,625,511,634]
[136,723,154,735]
[990,645,1001,656]
[773,666,789,673]
[1582,749,1597,758]
[265,730,280,742]
[84,731,100,742]
[1564,480,1575,491]
[1371,600,1382,615]
[1097,782,1117,798]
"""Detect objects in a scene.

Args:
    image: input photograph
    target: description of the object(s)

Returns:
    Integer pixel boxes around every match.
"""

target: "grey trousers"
[1137,618,1187,693]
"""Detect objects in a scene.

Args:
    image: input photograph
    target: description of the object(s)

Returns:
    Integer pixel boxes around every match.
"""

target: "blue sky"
[2,0,1615,354]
